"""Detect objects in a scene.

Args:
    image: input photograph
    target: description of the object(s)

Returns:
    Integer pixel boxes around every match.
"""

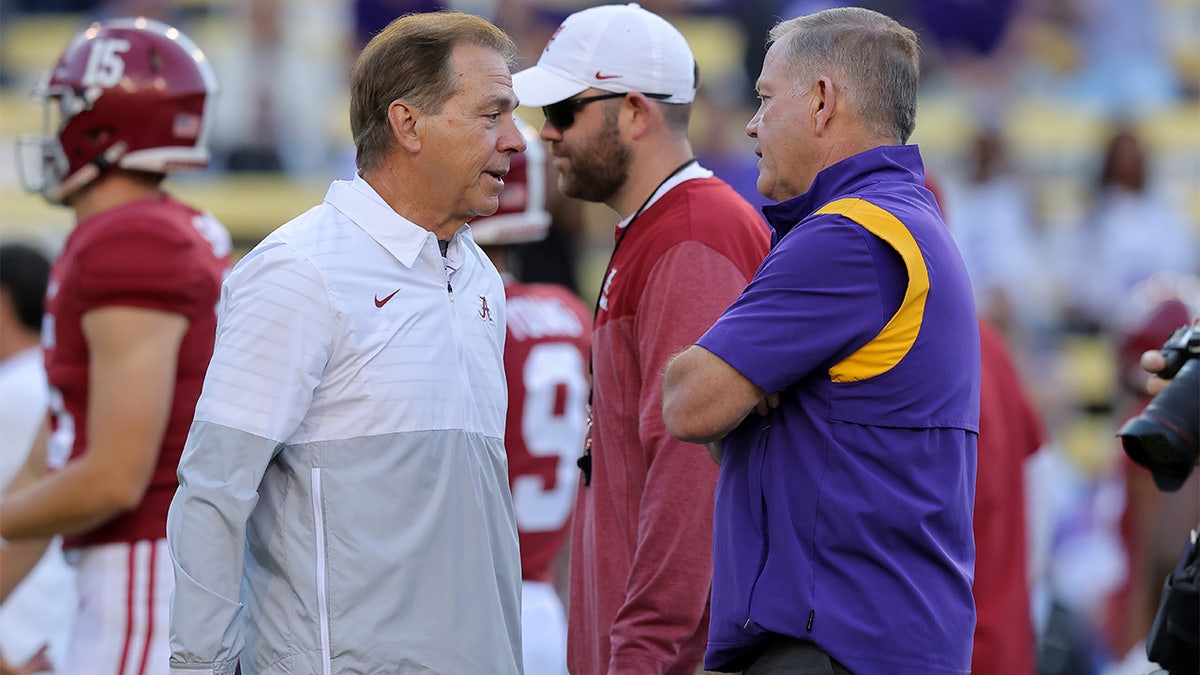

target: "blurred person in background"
[513,4,770,673]
[1053,125,1198,333]
[663,8,980,673]
[211,0,343,175]
[167,12,525,673]
[1023,280,1199,675]
[1102,281,1199,675]
[973,317,1046,675]
[0,18,231,675]
[931,173,1046,675]
[942,127,1050,341]
[472,121,591,675]
[213,0,286,172]
[0,243,75,675]
[1023,127,1196,675]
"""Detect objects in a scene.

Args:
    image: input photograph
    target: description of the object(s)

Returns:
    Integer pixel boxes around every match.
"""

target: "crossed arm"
[662,344,775,458]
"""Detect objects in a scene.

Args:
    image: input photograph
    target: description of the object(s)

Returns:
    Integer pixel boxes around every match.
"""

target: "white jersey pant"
[522,580,568,675]
[65,539,172,675]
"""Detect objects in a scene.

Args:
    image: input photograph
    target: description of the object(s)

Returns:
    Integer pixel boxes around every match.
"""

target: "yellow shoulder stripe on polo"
[815,198,929,383]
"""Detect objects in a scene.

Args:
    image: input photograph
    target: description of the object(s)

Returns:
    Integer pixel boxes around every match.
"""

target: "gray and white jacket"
[167,175,521,675]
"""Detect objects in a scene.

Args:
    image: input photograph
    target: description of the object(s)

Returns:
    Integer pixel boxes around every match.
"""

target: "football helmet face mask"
[469,120,551,246]
[17,17,218,204]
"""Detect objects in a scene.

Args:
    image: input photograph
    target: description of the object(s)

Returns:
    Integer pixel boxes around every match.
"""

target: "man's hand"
[706,392,779,466]
[1141,349,1169,396]
[754,393,780,416]
[0,643,51,675]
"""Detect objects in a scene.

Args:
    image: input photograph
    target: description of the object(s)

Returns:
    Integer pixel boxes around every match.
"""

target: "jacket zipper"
[311,468,332,675]
[744,423,771,631]
[444,259,479,430]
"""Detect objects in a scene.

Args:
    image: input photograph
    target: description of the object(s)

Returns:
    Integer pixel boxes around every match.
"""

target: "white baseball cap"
[513,3,697,107]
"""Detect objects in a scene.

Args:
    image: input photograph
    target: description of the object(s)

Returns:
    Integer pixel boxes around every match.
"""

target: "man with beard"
[513,5,770,674]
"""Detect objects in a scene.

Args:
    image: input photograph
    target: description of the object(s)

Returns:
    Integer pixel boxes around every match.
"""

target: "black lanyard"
[578,157,697,486]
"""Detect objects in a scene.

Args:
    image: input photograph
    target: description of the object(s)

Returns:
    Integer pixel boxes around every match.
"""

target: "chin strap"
[46,141,128,204]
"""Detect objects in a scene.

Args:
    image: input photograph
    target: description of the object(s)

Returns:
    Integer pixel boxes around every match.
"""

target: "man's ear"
[388,99,421,153]
[813,75,835,136]
[622,92,656,139]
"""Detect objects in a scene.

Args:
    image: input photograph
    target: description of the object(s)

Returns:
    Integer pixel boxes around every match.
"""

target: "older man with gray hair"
[664,8,981,675]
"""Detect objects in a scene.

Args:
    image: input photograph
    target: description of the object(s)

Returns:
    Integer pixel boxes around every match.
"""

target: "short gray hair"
[768,7,920,144]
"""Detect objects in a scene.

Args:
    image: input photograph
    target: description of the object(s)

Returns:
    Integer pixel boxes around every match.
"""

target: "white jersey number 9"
[513,342,587,532]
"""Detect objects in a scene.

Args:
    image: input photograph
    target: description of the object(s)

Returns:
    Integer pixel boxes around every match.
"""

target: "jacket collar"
[324,174,470,268]
[761,145,925,238]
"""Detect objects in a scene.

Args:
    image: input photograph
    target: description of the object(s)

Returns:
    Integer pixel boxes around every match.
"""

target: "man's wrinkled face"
[747,40,819,202]
[423,43,526,223]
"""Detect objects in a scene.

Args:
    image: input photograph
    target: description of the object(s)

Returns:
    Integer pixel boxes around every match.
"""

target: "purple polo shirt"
[697,145,980,675]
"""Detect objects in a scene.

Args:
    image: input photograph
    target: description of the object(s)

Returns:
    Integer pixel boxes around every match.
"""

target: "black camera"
[1118,322,1199,675]
[1117,323,1199,492]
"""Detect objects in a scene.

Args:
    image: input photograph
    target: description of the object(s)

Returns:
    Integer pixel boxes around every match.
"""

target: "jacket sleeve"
[607,240,752,673]
[167,244,332,673]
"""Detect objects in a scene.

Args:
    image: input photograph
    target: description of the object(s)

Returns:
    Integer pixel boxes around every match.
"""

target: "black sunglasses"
[542,92,671,130]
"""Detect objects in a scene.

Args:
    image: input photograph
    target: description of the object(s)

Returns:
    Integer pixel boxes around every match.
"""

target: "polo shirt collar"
[762,145,925,238]
[325,173,462,268]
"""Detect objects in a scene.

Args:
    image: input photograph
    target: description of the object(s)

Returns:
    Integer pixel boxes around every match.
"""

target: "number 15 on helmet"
[17,17,218,205]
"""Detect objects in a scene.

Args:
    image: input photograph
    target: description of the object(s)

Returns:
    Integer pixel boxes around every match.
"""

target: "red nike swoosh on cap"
[594,71,621,80]
[375,289,400,308]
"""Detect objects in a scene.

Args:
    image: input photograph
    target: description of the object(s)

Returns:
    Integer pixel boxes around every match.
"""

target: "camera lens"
[1118,358,1200,491]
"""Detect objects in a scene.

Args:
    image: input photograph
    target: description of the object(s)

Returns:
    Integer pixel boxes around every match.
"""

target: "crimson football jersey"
[43,194,230,549]
[503,280,591,583]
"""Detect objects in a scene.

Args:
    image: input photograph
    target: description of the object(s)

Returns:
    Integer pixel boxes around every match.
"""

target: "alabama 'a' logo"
[598,268,618,312]
[479,295,494,324]
[545,24,565,50]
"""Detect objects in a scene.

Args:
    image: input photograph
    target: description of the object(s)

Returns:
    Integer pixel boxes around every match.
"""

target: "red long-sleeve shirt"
[569,175,768,675]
